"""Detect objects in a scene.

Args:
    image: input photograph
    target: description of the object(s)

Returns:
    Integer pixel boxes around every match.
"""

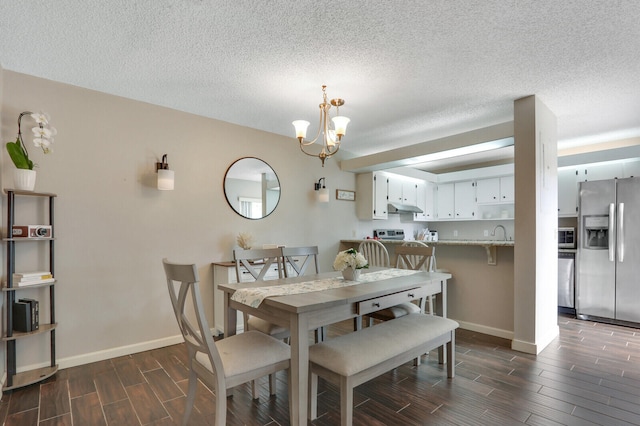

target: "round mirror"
[224,157,281,219]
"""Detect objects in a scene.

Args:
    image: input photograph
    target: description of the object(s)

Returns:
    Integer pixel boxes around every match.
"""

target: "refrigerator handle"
[609,203,615,262]
[618,202,624,263]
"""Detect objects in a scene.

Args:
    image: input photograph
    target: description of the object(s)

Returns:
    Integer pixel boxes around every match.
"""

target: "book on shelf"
[13,271,52,280]
[18,298,39,331]
[13,271,54,286]
[13,302,32,332]
[15,277,55,287]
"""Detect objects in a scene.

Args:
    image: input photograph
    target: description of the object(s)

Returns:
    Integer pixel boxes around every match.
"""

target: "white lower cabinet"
[212,262,282,335]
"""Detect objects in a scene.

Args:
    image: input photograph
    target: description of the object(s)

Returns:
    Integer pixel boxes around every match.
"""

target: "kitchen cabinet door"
[436,183,454,219]
[387,176,403,204]
[476,178,500,203]
[414,181,435,221]
[454,180,476,219]
[402,181,418,206]
[500,176,514,202]
[579,162,624,182]
[356,171,388,220]
[558,167,578,216]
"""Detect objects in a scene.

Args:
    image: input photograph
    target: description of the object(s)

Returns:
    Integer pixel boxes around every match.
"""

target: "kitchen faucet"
[491,224,507,241]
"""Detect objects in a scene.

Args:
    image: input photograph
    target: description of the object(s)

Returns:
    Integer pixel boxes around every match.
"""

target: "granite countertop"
[340,239,515,247]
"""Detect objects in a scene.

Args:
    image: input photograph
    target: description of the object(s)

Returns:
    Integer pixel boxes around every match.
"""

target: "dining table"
[218,267,451,425]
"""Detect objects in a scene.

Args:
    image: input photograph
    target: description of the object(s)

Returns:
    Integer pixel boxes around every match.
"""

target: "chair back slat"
[282,246,319,277]
[395,245,434,271]
[358,240,390,267]
[233,248,284,282]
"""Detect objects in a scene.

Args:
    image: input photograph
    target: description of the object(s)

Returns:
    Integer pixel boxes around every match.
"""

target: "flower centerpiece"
[5,111,56,191]
[333,248,369,281]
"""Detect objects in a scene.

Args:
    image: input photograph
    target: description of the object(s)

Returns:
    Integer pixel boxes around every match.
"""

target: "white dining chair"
[233,247,289,339]
[358,239,390,268]
[281,246,326,341]
[162,259,291,426]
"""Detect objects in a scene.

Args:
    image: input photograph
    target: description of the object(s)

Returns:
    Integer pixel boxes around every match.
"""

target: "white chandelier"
[292,85,350,167]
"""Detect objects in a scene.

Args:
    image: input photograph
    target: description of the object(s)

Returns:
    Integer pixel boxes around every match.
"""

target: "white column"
[513,95,560,354]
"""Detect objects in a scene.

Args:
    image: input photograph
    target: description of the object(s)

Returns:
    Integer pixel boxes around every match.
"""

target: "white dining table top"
[218,267,451,314]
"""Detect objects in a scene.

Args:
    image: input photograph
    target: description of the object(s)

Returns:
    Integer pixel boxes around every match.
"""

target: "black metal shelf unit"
[3,189,57,391]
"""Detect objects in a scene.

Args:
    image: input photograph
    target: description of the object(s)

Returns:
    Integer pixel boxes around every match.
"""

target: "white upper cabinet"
[476,176,514,203]
[454,180,476,219]
[500,176,514,202]
[558,167,578,216]
[415,181,436,221]
[577,162,624,182]
[436,183,455,219]
[387,176,418,206]
[436,180,477,220]
[476,178,500,203]
[356,171,388,220]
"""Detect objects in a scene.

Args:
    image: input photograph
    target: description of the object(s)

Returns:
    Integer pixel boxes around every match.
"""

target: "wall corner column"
[513,95,560,354]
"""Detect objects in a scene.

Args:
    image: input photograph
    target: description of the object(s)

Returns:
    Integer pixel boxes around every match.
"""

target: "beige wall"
[0,70,549,380]
[0,71,361,372]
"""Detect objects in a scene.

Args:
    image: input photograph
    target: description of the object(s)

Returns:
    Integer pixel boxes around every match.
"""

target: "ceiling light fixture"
[293,85,350,167]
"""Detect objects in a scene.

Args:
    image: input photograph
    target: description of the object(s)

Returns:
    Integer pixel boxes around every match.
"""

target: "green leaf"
[6,138,33,169]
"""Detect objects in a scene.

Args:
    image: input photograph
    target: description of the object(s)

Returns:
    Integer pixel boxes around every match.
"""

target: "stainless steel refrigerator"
[577,177,640,325]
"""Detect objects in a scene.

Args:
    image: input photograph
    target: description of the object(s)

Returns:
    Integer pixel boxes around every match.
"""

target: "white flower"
[30,112,50,125]
[333,248,369,271]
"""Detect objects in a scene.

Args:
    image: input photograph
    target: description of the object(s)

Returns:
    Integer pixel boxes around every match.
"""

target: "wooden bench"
[308,313,459,426]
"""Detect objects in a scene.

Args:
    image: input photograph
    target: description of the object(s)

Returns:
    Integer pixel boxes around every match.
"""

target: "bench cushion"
[309,313,458,377]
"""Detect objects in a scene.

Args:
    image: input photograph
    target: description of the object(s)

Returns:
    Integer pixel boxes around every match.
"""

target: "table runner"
[231,269,420,308]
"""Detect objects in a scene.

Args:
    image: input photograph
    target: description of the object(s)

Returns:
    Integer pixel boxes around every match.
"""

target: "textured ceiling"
[1,1,640,164]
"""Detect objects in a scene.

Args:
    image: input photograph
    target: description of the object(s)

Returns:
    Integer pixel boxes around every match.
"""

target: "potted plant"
[5,111,56,191]
[333,248,369,281]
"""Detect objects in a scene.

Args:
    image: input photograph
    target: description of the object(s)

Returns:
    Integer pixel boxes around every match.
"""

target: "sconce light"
[314,177,329,203]
[156,154,174,190]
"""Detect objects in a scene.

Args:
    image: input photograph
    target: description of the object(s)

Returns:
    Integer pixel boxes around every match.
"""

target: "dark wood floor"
[2,314,640,425]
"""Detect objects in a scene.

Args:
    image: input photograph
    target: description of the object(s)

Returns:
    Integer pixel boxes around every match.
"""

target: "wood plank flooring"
[2,314,640,425]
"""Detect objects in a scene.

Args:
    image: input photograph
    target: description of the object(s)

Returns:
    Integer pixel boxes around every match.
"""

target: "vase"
[341,268,361,281]
[13,169,36,191]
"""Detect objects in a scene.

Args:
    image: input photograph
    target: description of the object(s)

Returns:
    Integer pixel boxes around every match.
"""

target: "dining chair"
[358,239,390,268]
[281,246,326,341]
[162,259,291,426]
[281,245,320,277]
[367,244,435,328]
[352,240,391,330]
[233,248,289,339]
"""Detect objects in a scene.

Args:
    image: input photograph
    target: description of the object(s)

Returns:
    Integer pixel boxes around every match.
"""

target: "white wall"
[0,71,359,374]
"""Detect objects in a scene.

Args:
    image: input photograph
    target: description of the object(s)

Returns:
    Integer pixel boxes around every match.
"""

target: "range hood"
[388,202,423,214]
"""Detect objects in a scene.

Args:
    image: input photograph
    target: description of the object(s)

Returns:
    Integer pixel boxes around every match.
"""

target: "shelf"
[3,237,55,242]
[3,189,57,391]
[3,365,58,391]
[3,189,57,197]
[3,281,56,291]
[2,323,57,341]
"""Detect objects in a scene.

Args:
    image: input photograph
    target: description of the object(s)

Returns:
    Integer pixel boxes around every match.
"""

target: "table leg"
[436,279,448,363]
[289,313,309,425]
[223,293,237,338]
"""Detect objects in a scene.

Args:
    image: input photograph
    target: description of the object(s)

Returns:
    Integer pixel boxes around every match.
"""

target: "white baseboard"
[58,334,186,369]
[455,319,515,341]
[512,324,560,355]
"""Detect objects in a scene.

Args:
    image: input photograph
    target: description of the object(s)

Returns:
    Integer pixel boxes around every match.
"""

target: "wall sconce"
[156,154,174,190]
[314,177,329,203]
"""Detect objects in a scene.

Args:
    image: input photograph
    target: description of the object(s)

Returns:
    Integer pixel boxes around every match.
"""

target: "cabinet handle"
[408,293,415,298]
[372,302,380,308]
